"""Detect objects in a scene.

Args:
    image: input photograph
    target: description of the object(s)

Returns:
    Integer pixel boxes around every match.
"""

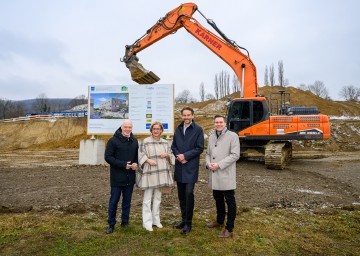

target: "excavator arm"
[121,2,259,98]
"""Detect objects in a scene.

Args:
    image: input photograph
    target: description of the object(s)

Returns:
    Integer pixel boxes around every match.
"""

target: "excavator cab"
[227,99,269,133]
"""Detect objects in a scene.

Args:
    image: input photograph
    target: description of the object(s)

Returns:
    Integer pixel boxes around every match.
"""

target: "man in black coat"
[171,107,204,234]
[104,119,138,234]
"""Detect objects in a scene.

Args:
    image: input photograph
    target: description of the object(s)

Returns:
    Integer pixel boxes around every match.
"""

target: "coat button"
[213,157,215,159]
[215,145,217,147]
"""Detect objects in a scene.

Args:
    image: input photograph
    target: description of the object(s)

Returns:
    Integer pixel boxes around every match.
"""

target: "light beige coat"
[205,128,240,190]
[137,136,175,190]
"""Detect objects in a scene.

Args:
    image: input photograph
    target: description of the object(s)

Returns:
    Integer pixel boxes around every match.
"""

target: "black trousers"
[177,182,195,226]
[213,189,236,232]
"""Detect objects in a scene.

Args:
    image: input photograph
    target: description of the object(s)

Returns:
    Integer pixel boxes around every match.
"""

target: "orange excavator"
[121,2,330,169]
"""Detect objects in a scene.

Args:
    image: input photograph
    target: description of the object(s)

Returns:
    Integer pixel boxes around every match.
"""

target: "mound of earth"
[0,118,88,149]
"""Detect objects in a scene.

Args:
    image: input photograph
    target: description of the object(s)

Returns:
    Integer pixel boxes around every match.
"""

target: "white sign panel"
[87,84,174,135]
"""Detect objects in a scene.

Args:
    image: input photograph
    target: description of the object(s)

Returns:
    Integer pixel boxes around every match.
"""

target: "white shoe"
[154,223,163,228]
[144,226,153,232]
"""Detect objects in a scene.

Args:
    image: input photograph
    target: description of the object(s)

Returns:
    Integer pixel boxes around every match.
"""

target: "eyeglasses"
[152,128,162,131]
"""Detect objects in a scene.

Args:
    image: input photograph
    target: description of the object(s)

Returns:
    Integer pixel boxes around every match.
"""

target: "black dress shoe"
[121,222,129,228]
[105,226,114,234]
[174,221,185,229]
[180,225,192,235]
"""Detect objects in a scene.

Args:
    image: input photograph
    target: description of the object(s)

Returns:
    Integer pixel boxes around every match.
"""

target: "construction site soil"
[0,86,359,215]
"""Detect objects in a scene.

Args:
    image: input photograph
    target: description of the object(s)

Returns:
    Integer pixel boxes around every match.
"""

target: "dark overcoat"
[171,121,204,183]
[104,127,139,187]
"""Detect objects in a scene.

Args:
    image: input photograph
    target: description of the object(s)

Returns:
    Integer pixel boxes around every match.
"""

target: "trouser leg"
[120,184,134,224]
[152,188,162,225]
[108,186,121,227]
[213,190,226,224]
[142,188,153,228]
[224,190,236,232]
[177,182,195,226]
[185,182,195,225]
[177,182,186,221]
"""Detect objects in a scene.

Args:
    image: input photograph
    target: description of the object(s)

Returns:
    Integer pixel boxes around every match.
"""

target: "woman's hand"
[160,152,169,159]
[147,159,157,166]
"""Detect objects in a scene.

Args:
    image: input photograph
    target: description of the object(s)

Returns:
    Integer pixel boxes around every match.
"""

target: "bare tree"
[214,74,219,100]
[298,83,308,91]
[219,72,224,98]
[232,74,240,93]
[225,72,230,96]
[33,93,50,112]
[0,99,24,119]
[189,97,198,103]
[284,78,289,87]
[214,70,230,98]
[339,85,360,101]
[199,82,205,102]
[264,65,269,86]
[13,101,25,117]
[69,94,88,109]
[175,89,192,104]
[0,98,12,119]
[8,101,25,118]
[205,93,215,100]
[308,81,329,99]
[278,60,285,87]
[269,64,275,86]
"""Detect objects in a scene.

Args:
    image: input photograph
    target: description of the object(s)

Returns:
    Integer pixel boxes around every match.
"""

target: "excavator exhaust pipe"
[126,58,160,84]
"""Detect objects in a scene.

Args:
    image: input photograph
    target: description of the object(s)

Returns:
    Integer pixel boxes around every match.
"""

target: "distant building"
[99,98,127,112]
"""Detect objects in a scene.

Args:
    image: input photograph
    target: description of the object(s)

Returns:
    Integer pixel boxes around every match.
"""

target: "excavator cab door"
[227,99,268,133]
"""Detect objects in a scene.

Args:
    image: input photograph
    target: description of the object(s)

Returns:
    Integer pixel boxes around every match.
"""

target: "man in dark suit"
[171,107,204,235]
[104,119,138,234]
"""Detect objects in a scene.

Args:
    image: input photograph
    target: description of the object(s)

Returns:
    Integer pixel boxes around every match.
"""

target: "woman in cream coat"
[137,122,174,231]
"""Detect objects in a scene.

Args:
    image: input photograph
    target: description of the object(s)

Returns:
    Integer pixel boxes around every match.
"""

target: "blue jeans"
[108,185,134,227]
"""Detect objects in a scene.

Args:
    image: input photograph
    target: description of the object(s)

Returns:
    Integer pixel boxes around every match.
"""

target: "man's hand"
[176,154,185,161]
[176,154,188,164]
[208,162,219,172]
[127,162,138,170]
[130,163,138,170]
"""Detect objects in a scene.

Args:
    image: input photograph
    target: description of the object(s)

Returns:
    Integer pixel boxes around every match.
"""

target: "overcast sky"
[1,0,359,101]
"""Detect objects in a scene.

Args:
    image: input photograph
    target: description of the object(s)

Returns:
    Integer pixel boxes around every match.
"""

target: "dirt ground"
[1,149,359,215]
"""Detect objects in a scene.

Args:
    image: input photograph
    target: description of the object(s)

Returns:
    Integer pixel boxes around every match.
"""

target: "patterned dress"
[137,136,174,189]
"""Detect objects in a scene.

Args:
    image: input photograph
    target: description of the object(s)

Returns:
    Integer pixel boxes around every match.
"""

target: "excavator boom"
[122,3,197,84]
[121,2,259,98]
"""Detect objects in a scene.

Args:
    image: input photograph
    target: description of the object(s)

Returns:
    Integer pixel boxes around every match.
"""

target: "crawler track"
[264,141,292,169]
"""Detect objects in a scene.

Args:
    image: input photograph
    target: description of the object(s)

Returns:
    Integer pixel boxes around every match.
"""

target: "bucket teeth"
[127,60,160,84]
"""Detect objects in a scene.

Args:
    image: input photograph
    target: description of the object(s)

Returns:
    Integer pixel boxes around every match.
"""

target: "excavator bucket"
[126,59,160,84]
